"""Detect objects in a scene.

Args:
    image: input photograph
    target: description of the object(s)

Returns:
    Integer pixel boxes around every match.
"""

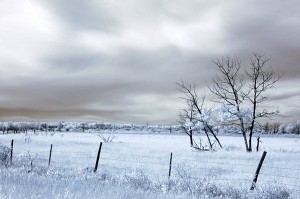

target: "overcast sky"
[0,0,299,124]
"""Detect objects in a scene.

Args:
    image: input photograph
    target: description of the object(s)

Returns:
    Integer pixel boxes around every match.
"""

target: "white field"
[0,132,300,199]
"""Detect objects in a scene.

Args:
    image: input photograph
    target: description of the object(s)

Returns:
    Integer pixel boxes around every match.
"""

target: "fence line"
[101,156,168,166]
[171,164,255,175]
[10,149,300,174]
[101,151,170,159]
[2,139,299,191]
[10,149,300,178]
[173,158,258,168]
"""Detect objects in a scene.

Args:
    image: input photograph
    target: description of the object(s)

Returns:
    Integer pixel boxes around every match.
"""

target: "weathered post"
[48,144,53,166]
[256,137,260,152]
[250,151,267,190]
[10,139,14,165]
[94,142,102,172]
[168,152,173,178]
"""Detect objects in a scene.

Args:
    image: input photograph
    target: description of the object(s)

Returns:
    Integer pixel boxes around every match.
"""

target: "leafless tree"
[209,56,249,150]
[246,52,281,151]
[271,122,280,134]
[177,100,198,146]
[80,122,87,132]
[177,80,222,150]
[210,52,281,152]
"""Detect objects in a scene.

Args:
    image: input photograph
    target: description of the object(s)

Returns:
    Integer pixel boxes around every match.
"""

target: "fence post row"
[48,144,53,166]
[10,139,14,165]
[94,142,103,172]
[250,151,267,190]
[6,139,272,191]
[168,152,173,178]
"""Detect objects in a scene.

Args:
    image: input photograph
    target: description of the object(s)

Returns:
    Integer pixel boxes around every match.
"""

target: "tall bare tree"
[209,57,249,150]
[246,53,281,151]
[177,80,222,150]
[210,52,281,152]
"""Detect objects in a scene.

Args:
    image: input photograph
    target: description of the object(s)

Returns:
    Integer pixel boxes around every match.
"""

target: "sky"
[0,0,300,125]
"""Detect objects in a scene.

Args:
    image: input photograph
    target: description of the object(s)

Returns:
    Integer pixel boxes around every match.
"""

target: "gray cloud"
[1,0,300,124]
[38,0,119,32]
[0,107,127,122]
[43,50,100,72]
[219,1,300,80]
[41,43,218,92]
[270,91,300,102]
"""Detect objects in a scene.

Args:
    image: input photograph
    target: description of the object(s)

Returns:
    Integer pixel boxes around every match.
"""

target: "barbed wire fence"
[1,139,299,192]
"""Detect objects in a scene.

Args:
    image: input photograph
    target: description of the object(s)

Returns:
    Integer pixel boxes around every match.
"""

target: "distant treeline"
[0,122,176,134]
[0,121,299,135]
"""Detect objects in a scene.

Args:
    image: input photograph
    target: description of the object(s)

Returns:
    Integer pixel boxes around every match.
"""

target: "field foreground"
[0,132,299,198]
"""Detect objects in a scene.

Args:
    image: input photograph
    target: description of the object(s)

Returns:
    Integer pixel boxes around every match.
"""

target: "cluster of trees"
[0,122,63,134]
[275,122,300,135]
[0,121,176,134]
[178,52,282,152]
[0,120,299,136]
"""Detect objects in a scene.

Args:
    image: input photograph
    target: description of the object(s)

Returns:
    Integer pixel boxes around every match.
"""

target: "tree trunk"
[203,128,213,150]
[205,123,222,148]
[248,135,253,152]
[189,133,193,146]
[239,117,250,152]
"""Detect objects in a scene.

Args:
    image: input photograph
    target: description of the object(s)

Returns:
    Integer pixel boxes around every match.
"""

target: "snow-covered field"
[0,132,299,198]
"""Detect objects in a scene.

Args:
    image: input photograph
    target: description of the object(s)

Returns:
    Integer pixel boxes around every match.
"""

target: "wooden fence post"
[48,144,53,166]
[10,139,14,165]
[250,151,267,190]
[94,142,102,172]
[168,152,173,178]
[256,137,260,152]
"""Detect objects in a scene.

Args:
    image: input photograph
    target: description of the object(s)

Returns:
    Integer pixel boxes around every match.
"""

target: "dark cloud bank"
[0,0,300,124]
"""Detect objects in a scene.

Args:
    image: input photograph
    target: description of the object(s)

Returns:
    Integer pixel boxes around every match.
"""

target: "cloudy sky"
[0,0,299,124]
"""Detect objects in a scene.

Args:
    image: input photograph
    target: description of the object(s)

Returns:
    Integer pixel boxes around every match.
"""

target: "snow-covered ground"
[0,132,299,198]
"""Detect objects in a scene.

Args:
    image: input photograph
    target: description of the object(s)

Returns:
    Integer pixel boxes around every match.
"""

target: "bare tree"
[246,52,281,151]
[177,80,222,150]
[178,100,198,146]
[210,52,281,152]
[80,122,87,132]
[271,122,280,134]
[209,56,249,150]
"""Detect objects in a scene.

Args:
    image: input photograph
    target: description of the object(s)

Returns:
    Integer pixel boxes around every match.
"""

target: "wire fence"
[1,139,299,191]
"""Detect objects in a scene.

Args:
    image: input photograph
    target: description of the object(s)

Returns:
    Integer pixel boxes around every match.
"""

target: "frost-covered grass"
[0,132,299,198]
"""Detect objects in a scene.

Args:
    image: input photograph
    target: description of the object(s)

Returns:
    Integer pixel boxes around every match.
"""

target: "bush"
[122,170,153,190]
[0,145,10,166]
[258,186,290,199]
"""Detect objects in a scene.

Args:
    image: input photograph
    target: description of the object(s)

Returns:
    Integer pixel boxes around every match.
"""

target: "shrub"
[122,170,153,190]
[0,145,10,166]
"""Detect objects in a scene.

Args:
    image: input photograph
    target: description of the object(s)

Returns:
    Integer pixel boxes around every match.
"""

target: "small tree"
[57,121,64,132]
[262,122,270,134]
[80,122,87,132]
[177,81,222,150]
[271,122,280,134]
[178,100,198,146]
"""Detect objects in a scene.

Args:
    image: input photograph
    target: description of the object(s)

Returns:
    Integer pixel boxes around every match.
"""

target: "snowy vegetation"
[0,121,299,135]
[0,131,300,198]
